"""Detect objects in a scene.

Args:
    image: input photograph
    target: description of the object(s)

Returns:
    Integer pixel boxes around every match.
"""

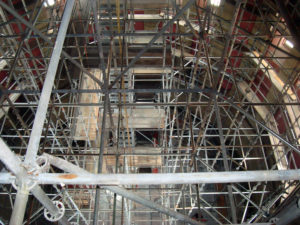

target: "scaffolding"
[0,0,300,224]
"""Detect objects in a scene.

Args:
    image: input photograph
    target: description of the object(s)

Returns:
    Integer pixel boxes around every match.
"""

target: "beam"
[9,187,29,225]
[90,1,110,223]
[1,168,298,185]
[0,170,296,185]
[24,0,75,164]
[0,138,23,175]
[0,138,30,225]
[214,99,237,223]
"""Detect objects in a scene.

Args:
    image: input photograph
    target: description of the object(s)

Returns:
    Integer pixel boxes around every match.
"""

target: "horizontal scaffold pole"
[0,170,299,185]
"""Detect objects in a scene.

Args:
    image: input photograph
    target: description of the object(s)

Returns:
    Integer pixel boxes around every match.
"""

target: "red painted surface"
[88,24,95,42]
[290,152,300,169]
[215,5,257,94]
[229,49,243,68]
[235,9,256,44]
[152,168,159,173]
[269,30,282,54]
[3,0,45,89]
[226,49,243,76]
[219,49,243,92]
[165,23,177,47]
[250,70,272,101]
[190,36,197,55]
[133,10,144,31]
[7,8,28,41]
[265,30,281,73]
[219,77,233,91]
[0,71,9,89]
[294,77,300,100]
[274,109,286,134]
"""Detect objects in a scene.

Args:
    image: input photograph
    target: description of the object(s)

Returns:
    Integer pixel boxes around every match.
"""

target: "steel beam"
[9,186,29,225]
[90,1,110,223]
[0,138,22,175]
[214,99,237,223]
[0,139,28,225]
[24,0,75,164]
[1,168,298,185]
[0,170,296,185]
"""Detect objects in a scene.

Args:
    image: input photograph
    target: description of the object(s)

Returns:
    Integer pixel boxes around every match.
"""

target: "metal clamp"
[11,178,37,192]
[44,201,65,222]
[36,155,50,173]
[27,156,50,175]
